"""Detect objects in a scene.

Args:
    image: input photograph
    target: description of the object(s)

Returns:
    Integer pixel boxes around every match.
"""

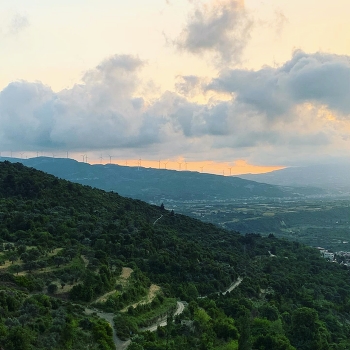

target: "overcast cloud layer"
[0,50,350,165]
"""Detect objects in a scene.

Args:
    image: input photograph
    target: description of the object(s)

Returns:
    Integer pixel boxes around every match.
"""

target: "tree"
[213,317,239,341]
[238,309,251,350]
[48,283,58,294]
[291,307,330,350]
[55,256,66,268]
[4,326,33,350]
[9,253,18,264]
[253,334,295,350]
[128,343,144,350]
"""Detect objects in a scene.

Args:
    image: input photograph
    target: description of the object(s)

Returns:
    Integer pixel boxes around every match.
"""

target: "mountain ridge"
[0,156,324,202]
[240,163,350,194]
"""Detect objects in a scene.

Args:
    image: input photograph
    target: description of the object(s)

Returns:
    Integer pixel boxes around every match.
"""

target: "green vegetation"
[114,296,177,340]
[1,161,350,349]
[92,269,151,312]
[175,199,350,251]
[0,288,114,350]
[10,156,312,202]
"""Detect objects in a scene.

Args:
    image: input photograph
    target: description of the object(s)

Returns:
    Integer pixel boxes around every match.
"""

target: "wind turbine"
[108,155,113,164]
[228,167,232,176]
[66,151,69,159]
[178,162,182,171]
[81,154,85,163]
[200,166,204,173]
[85,155,88,163]
[158,160,161,169]
[99,154,103,164]
[164,161,168,169]
[184,161,188,171]
[20,152,24,159]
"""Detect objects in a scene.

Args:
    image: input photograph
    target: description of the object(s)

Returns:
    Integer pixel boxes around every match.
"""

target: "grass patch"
[262,212,275,217]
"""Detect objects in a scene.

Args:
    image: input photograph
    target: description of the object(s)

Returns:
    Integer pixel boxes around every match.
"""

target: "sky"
[1,0,350,175]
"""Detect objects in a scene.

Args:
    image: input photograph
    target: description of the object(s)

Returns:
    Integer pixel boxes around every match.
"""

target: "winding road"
[141,301,186,332]
[85,307,131,350]
[85,277,242,350]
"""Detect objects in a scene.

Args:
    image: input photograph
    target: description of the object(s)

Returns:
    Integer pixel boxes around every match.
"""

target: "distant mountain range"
[240,163,350,195]
[0,157,324,202]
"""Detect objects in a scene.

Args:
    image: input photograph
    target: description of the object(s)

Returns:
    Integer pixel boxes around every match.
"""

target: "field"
[173,199,350,251]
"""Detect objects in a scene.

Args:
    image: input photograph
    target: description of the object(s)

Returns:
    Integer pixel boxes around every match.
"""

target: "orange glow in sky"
[89,158,284,176]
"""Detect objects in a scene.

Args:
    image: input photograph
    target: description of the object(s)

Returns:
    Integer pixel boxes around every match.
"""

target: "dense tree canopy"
[1,161,350,349]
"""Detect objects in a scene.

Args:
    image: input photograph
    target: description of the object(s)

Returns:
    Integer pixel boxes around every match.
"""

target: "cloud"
[0,55,164,152]
[175,75,206,97]
[8,13,29,35]
[273,9,288,35]
[168,51,350,163]
[208,50,350,117]
[1,51,350,166]
[175,0,253,65]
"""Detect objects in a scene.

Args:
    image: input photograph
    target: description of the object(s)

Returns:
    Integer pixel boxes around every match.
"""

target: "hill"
[0,156,323,203]
[240,163,350,196]
[1,161,350,349]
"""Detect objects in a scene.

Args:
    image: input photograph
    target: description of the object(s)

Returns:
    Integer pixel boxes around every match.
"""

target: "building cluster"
[317,248,335,260]
[317,247,350,266]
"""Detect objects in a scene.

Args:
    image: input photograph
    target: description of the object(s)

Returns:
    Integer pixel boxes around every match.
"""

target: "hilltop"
[0,156,323,203]
[1,161,350,349]
[240,162,350,196]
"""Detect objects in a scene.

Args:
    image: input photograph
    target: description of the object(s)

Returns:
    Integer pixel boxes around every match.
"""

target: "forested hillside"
[1,161,350,349]
[0,156,323,202]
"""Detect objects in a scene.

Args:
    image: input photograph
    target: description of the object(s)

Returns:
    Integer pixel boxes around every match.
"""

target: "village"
[317,247,350,266]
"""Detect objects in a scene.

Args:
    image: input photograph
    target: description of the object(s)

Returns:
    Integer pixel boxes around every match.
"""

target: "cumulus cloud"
[208,50,350,117]
[1,51,350,166]
[175,0,253,65]
[175,75,206,97]
[0,55,164,152]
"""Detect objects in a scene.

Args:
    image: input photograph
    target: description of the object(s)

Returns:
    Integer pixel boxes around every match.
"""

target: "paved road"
[141,301,185,332]
[85,308,130,350]
[222,277,243,295]
[198,276,243,298]
[153,215,163,225]
[85,277,242,349]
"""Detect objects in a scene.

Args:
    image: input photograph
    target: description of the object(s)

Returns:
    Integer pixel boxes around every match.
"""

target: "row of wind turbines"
[86,155,234,175]
[0,151,235,175]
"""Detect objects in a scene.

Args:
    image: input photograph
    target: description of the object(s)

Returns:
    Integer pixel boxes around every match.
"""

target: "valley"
[170,198,350,251]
